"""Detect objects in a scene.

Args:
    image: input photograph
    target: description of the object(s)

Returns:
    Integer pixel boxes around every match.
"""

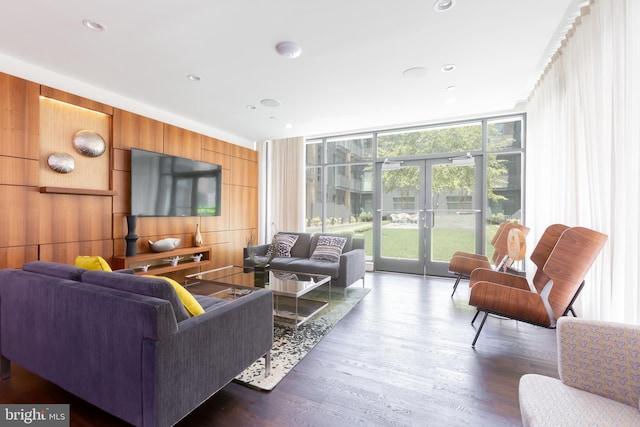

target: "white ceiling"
[0,0,583,146]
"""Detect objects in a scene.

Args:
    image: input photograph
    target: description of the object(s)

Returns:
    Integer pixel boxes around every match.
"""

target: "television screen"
[130,148,222,217]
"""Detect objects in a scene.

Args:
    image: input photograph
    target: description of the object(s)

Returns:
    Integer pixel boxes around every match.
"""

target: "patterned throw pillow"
[266,233,299,257]
[310,235,348,263]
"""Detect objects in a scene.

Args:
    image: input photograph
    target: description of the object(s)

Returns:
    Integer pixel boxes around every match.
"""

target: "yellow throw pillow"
[75,256,113,272]
[144,275,204,317]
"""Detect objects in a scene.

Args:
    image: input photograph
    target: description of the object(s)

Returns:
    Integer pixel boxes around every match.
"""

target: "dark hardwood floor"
[0,272,559,426]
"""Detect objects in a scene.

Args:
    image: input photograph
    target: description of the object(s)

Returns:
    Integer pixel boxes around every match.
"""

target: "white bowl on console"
[148,238,181,252]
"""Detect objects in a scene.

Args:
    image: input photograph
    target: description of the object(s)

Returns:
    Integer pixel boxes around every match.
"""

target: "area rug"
[234,286,370,391]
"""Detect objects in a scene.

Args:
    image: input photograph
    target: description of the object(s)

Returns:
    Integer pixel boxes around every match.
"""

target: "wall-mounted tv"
[130,148,222,217]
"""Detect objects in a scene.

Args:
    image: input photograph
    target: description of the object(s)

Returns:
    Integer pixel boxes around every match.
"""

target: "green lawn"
[356,224,499,261]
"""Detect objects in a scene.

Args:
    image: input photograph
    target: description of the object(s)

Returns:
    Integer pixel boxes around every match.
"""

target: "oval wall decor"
[73,129,106,157]
[47,152,76,174]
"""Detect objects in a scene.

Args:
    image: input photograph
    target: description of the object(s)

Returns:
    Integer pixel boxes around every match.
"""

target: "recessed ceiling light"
[275,41,302,59]
[441,64,457,72]
[433,0,456,12]
[246,105,256,110]
[402,67,428,79]
[285,123,293,129]
[261,99,281,107]
[186,74,201,81]
[82,19,106,32]
[447,85,457,91]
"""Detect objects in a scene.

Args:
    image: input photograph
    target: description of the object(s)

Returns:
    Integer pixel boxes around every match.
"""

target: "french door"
[374,157,483,276]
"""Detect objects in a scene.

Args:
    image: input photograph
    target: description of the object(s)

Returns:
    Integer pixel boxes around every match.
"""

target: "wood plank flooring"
[0,272,559,426]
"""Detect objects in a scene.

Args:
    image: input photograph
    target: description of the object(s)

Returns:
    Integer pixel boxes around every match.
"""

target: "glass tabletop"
[184,265,331,298]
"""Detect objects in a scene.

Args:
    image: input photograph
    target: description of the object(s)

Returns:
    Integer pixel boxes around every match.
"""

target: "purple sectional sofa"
[0,261,273,427]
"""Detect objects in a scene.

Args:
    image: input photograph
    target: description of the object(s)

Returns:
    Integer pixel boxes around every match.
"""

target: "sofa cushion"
[267,233,299,257]
[22,261,87,281]
[145,275,204,317]
[310,235,348,262]
[285,258,340,278]
[81,271,190,322]
[309,233,353,256]
[519,374,640,426]
[75,255,112,272]
[269,257,304,270]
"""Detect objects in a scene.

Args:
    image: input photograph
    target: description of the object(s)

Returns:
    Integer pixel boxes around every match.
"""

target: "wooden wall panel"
[210,242,233,269]
[0,73,40,159]
[0,73,39,159]
[0,185,40,247]
[163,124,201,160]
[39,97,111,191]
[201,148,230,171]
[39,194,112,244]
[202,136,230,155]
[112,148,130,172]
[0,246,39,269]
[39,240,114,265]
[229,186,257,231]
[229,230,252,267]
[113,109,163,151]
[40,86,113,116]
[202,230,230,245]
[229,156,258,187]
[112,169,130,215]
[0,157,39,186]
[134,216,200,239]
[229,144,258,162]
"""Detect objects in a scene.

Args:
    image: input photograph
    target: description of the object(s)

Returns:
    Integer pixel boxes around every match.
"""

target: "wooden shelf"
[111,246,213,276]
[39,186,117,196]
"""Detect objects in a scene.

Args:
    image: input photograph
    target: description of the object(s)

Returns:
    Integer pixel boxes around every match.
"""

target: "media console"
[112,246,213,276]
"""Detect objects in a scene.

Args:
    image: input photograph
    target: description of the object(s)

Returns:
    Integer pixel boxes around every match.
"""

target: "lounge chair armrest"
[469,268,531,291]
[449,256,491,276]
[451,251,489,262]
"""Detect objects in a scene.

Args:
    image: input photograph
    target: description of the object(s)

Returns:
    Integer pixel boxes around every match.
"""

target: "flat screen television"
[130,148,222,217]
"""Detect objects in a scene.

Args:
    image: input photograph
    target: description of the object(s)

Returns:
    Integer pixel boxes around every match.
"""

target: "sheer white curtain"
[527,0,640,322]
[256,137,305,241]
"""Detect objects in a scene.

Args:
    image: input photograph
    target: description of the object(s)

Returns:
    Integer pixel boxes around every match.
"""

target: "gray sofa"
[0,261,273,427]
[243,232,366,288]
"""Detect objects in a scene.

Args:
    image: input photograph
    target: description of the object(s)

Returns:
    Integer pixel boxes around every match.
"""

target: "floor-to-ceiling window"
[305,135,374,259]
[306,114,525,275]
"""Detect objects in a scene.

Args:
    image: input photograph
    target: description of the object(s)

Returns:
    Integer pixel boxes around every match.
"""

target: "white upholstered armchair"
[519,317,640,426]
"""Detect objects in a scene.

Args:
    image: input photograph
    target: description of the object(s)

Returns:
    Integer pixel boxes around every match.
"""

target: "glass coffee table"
[184,265,331,329]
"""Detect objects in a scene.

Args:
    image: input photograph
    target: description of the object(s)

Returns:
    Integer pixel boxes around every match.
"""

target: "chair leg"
[471,309,480,325]
[471,312,489,348]
[563,280,585,317]
[264,352,271,378]
[451,274,462,297]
